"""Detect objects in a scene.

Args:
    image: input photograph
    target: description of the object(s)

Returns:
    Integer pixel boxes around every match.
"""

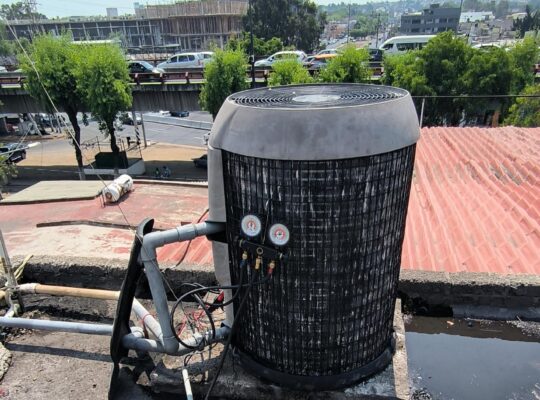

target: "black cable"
[169,260,251,349]
[172,291,216,350]
[204,272,256,400]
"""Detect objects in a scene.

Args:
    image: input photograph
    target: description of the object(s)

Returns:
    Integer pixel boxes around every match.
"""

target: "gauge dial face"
[241,214,262,237]
[268,223,290,246]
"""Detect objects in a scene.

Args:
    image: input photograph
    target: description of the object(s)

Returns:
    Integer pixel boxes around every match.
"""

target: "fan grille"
[229,84,407,109]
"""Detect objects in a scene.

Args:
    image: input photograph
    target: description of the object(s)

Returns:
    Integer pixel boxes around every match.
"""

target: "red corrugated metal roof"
[402,126,540,275]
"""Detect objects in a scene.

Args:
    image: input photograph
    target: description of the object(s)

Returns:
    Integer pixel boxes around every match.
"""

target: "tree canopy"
[76,43,132,157]
[245,0,326,53]
[383,32,539,126]
[19,34,87,178]
[505,84,540,127]
[200,48,248,119]
[268,59,313,86]
[0,2,46,20]
[351,14,388,38]
[319,45,371,83]
[226,34,285,57]
[513,5,540,38]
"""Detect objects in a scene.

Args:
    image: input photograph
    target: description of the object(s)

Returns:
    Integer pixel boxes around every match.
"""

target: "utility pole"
[347,1,351,43]
[249,0,255,88]
[375,13,381,49]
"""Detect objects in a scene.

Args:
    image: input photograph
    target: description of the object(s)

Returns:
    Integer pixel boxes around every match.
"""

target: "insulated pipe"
[0,317,114,336]
[16,283,163,341]
[122,325,230,355]
[140,221,225,354]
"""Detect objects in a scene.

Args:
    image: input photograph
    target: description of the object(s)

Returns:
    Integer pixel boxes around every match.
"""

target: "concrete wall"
[0,84,203,113]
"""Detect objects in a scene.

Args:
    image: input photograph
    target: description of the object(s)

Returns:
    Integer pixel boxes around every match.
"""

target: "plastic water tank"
[102,174,133,203]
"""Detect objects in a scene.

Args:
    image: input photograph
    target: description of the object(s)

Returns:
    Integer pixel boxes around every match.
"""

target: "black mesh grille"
[222,146,416,377]
[229,84,407,109]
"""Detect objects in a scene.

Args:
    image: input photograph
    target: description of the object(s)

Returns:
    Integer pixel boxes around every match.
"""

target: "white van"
[379,35,436,54]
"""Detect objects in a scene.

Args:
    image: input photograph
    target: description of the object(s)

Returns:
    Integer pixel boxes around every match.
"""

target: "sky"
[0,0,372,18]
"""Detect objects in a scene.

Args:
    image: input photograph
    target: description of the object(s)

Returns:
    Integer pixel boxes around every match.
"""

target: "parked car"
[128,60,164,74]
[254,51,307,67]
[305,54,337,70]
[193,154,207,168]
[316,48,339,56]
[118,112,142,125]
[170,111,190,118]
[199,51,214,65]
[368,48,384,62]
[0,143,27,164]
[157,53,206,70]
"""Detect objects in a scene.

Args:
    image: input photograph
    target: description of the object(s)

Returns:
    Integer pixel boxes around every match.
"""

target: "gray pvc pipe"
[140,221,225,354]
[132,299,163,342]
[0,316,114,336]
[122,325,230,355]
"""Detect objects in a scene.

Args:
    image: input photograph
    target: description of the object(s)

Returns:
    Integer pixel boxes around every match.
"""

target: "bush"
[200,49,248,119]
[505,84,540,127]
[319,45,371,83]
[268,59,313,86]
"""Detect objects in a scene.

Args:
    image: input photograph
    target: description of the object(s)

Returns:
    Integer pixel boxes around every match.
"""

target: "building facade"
[400,4,460,35]
[4,0,248,53]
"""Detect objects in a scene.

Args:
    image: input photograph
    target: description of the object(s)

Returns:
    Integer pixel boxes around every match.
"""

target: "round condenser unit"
[208,84,420,390]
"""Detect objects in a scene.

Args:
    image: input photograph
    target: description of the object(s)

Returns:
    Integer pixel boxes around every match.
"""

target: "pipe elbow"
[162,336,181,354]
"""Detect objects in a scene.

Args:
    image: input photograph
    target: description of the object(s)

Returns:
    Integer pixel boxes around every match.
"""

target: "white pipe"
[140,221,225,354]
[183,368,193,400]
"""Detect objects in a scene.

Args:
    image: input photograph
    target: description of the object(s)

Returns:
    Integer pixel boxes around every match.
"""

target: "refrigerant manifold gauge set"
[238,214,290,273]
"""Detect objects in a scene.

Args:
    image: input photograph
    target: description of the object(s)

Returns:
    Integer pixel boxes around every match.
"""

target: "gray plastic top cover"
[208,84,420,160]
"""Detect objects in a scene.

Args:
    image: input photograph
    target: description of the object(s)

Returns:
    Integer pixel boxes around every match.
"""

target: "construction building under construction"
[3,0,248,53]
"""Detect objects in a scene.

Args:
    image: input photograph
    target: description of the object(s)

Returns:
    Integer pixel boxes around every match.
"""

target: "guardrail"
[0,63,386,88]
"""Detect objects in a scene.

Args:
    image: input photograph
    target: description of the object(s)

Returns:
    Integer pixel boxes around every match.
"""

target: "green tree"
[508,37,539,95]
[19,34,86,179]
[245,0,326,52]
[226,34,284,57]
[264,37,285,56]
[417,32,472,125]
[76,44,132,166]
[268,59,313,86]
[505,84,540,127]
[461,47,513,122]
[0,2,47,20]
[0,154,16,194]
[200,48,248,119]
[382,51,433,96]
[0,22,15,57]
[319,46,371,83]
[352,14,388,38]
[513,5,540,38]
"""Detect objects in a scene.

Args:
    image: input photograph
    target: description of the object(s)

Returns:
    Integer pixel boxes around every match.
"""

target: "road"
[19,118,208,160]
[81,119,208,147]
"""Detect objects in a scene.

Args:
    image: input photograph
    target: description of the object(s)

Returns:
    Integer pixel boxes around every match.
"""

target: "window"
[397,42,416,51]
[177,55,189,62]
[382,43,393,50]
[412,19,421,24]
[169,56,178,63]
[411,28,420,33]
[439,18,447,23]
[188,55,195,61]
